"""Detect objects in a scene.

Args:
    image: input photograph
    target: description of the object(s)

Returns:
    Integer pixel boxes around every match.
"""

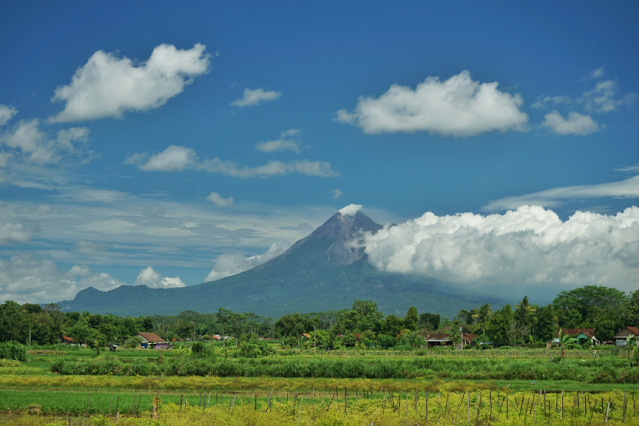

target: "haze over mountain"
[58,209,506,317]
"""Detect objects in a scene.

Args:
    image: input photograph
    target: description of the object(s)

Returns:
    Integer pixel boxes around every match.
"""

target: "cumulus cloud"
[332,189,343,199]
[542,111,599,135]
[231,88,281,107]
[206,192,234,207]
[0,119,91,164]
[483,175,639,211]
[339,204,362,216]
[128,145,338,177]
[0,255,124,304]
[335,70,528,136]
[0,222,38,244]
[0,105,17,127]
[359,205,639,291]
[49,43,210,122]
[256,129,302,153]
[138,145,196,171]
[205,241,288,281]
[134,266,185,289]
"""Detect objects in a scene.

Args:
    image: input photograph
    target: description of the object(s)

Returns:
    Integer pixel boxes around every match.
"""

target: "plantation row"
[2,389,639,425]
[51,356,639,383]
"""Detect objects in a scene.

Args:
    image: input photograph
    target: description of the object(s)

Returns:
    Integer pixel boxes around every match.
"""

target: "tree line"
[1,284,639,348]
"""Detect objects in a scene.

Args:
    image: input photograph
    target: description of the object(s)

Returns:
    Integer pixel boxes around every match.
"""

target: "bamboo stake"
[467,392,470,425]
[425,391,428,423]
[454,392,463,426]
[524,399,529,424]
[438,392,441,424]
[624,391,627,423]
[605,399,611,425]
[489,390,492,420]
[561,390,564,419]
[86,393,91,417]
[136,395,141,417]
[109,395,113,416]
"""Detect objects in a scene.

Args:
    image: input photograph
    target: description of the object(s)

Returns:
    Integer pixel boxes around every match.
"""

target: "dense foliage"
[2,284,639,350]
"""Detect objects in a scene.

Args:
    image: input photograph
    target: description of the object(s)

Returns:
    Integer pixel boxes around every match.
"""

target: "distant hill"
[58,210,506,317]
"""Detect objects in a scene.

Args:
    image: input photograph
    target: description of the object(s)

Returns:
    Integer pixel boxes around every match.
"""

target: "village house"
[136,332,169,349]
[553,328,599,346]
[613,326,639,346]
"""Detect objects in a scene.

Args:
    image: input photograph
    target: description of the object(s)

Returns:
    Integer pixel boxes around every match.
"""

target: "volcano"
[59,210,505,317]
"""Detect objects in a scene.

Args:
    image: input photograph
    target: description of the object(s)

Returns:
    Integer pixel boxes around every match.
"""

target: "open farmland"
[3,346,639,425]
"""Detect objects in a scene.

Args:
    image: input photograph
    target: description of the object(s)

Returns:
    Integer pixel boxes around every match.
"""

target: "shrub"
[0,342,27,362]
[498,346,512,350]
[191,342,207,355]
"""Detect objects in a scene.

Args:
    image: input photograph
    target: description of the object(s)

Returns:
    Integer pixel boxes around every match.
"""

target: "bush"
[191,342,207,355]
[499,346,512,350]
[463,345,472,349]
[0,341,27,361]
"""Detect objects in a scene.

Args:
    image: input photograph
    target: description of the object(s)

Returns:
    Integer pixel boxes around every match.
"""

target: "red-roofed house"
[61,336,75,345]
[137,332,167,349]
[614,327,639,346]
[425,333,452,347]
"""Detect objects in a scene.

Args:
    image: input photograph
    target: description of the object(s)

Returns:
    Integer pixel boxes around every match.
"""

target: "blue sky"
[1,1,639,304]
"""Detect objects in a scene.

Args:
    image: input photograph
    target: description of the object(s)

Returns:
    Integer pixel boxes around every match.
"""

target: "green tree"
[533,305,557,342]
[419,312,441,331]
[471,303,492,335]
[486,304,514,346]
[381,315,404,337]
[404,307,419,331]
[621,290,639,327]
[274,313,318,337]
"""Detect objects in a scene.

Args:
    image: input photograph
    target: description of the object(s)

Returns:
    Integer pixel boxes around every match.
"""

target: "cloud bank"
[134,266,185,289]
[231,88,281,107]
[483,175,639,211]
[205,241,288,281]
[360,205,639,292]
[0,255,125,304]
[339,204,362,216]
[336,70,528,136]
[49,43,210,122]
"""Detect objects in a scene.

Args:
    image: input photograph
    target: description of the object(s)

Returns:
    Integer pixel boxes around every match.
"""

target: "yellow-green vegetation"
[3,390,639,425]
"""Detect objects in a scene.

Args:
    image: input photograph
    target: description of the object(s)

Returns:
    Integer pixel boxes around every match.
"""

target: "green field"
[3,346,639,424]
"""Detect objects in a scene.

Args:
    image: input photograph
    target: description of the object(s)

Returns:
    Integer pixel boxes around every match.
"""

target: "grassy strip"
[3,390,639,425]
[48,355,639,383]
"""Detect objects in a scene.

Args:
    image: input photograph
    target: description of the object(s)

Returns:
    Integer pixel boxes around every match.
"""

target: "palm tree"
[515,296,536,342]
[472,303,492,334]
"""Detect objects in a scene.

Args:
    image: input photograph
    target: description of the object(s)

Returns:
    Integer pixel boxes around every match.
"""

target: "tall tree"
[404,307,418,331]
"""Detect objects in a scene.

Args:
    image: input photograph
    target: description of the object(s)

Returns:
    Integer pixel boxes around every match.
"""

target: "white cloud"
[541,111,599,135]
[139,145,196,171]
[335,70,528,136]
[201,158,338,177]
[588,66,605,79]
[74,240,110,255]
[134,266,185,289]
[0,222,38,244]
[531,96,571,109]
[256,129,302,153]
[617,164,639,173]
[332,189,343,199]
[483,175,639,211]
[0,255,124,304]
[582,80,637,113]
[231,88,281,107]
[0,119,91,165]
[129,145,338,177]
[0,105,17,127]
[339,204,362,216]
[359,205,639,292]
[49,43,210,122]
[533,79,636,114]
[206,192,234,207]
[205,241,288,281]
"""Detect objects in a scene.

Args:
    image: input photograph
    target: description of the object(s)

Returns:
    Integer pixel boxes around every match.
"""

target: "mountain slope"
[58,210,506,317]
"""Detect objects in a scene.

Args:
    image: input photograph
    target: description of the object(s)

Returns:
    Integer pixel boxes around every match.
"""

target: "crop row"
[50,356,639,383]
